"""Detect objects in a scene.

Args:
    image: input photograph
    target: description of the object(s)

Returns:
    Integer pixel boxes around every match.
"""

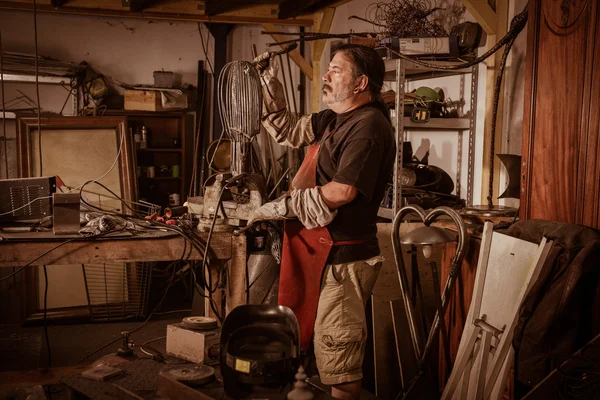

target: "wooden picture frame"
[17,116,137,208]
[13,116,137,321]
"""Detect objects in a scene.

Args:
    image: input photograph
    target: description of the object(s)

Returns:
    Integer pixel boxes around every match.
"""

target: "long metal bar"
[1,73,70,84]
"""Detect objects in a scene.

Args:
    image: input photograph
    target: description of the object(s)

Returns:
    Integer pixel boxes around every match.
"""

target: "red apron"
[278,112,364,350]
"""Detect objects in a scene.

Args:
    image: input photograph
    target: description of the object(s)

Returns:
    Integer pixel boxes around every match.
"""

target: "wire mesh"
[217,61,262,143]
[82,262,153,321]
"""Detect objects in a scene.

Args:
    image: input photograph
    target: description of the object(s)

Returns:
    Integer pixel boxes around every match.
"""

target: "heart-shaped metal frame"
[391,204,468,396]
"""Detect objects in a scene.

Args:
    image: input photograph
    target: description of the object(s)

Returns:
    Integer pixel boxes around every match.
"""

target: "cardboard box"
[166,323,220,365]
[124,90,163,112]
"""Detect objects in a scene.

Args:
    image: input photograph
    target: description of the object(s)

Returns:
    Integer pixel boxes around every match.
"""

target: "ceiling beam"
[262,23,313,79]
[123,0,154,13]
[278,0,340,19]
[460,0,497,35]
[205,0,277,17]
[50,0,67,7]
[0,0,314,26]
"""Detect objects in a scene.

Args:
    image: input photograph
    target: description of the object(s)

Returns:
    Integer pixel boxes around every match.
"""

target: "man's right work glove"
[253,51,279,85]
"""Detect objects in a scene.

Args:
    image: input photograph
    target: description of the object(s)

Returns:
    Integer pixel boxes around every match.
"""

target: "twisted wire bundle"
[217,61,262,143]
[366,0,447,38]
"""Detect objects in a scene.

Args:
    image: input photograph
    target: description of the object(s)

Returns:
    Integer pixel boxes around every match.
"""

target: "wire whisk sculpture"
[218,61,262,143]
[217,61,263,174]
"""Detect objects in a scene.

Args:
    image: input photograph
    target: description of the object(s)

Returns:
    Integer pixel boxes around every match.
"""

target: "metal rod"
[429,260,452,375]
[286,52,297,114]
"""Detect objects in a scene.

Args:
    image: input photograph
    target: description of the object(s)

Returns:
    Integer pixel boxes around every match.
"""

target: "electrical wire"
[0,195,52,217]
[74,184,224,321]
[0,237,78,282]
[64,130,125,193]
[197,23,214,75]
[77,251,185,365]
[0,29,8,179]
[75,179,229,323]
[33,0,42,176]
[152,309,191,315]
[141,335,166,346]
[78,180,140,216]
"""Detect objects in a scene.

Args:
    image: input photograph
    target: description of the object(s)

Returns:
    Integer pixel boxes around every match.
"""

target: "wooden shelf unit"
[105,110,193,210]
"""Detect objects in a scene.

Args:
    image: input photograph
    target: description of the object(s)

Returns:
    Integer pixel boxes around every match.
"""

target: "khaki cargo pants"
[313,255,383,385]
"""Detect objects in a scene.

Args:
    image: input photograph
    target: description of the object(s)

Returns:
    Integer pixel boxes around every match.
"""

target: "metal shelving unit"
[380,58,479,219]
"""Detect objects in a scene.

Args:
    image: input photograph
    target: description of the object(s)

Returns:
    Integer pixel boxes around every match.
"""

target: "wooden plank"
[0,366,88,388]
[262,23,314,79]
[480,0,506,205]
[311,7,335,60]
[0,0,314,26]
[310,7,335,113]
[460,0,497,35]
[226,234,246,314]
[0,233,233,267]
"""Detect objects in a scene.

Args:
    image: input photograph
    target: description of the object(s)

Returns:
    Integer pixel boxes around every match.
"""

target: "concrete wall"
[0,10,212,179]
[0,10,213,309]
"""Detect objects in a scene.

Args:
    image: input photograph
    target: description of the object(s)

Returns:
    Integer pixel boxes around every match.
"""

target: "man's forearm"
[261,76,315,148]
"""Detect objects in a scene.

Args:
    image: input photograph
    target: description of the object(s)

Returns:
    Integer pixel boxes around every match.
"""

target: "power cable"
[0,195,52,217]
[33,0,42,176]
[0,238,78,282]
[77,248,186,365]
[76,180,227,322]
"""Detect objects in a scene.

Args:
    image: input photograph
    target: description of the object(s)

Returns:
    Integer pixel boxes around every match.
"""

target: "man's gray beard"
[324,88,353,105]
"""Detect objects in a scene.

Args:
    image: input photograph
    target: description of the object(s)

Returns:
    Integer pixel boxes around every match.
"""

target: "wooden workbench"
[0,230,246,322]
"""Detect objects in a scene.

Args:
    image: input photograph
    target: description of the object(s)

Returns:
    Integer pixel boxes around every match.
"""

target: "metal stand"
[391,205,468,398]
[441,222,553,400]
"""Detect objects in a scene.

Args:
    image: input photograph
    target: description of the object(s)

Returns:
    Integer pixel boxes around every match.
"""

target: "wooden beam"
[460,0,497,35]
[480,0,506,205]
[126,0,156,12]
[310,7,335,113]
[205,0,277,17]
[278,0,312,19]
[0,0,314,26]
[262,23,314,79]
[278,0,349,19]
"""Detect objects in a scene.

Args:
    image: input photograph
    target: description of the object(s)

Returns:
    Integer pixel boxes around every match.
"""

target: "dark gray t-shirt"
[311,102,395,264]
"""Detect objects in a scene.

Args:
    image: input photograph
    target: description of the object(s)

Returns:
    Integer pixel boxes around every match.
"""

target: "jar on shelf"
[140,126,148,149]
[133,127,141,149]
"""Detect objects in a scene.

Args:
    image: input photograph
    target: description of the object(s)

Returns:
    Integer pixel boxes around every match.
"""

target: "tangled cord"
[366,0,448,38]
[558,354,600,400]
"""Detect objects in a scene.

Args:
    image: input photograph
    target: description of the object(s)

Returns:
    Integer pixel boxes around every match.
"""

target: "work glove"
[253,51,279,85]
[245,188,338,231]
[245,194,295,228]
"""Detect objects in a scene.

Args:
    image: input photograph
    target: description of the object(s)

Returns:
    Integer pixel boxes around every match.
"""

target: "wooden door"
[521,0,600,228]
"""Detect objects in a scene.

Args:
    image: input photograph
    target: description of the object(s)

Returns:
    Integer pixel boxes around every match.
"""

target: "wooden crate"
[124,90,162,112]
